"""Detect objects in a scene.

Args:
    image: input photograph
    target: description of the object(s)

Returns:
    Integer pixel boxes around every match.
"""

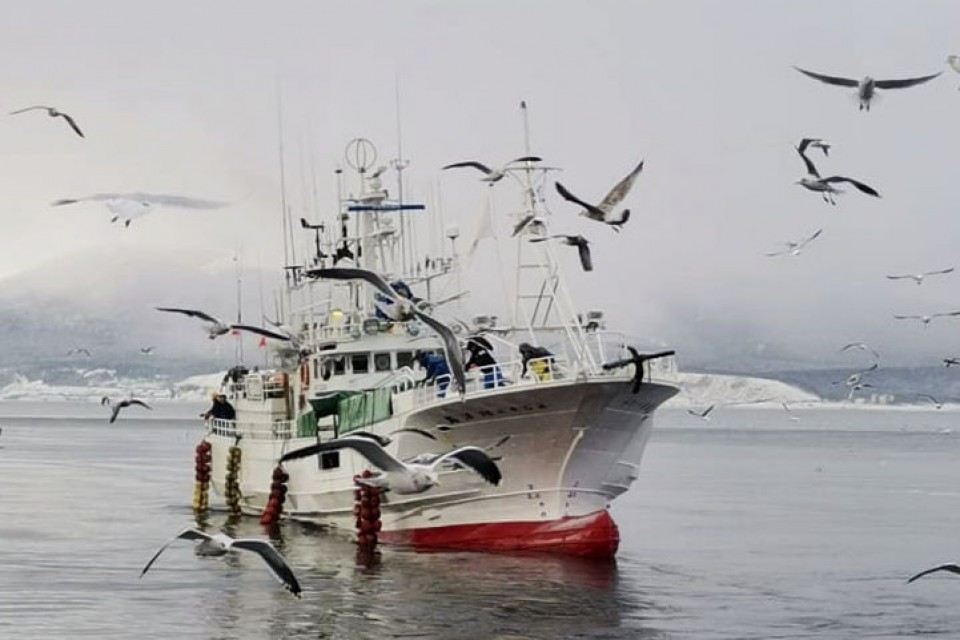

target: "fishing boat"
[202,131,679,559]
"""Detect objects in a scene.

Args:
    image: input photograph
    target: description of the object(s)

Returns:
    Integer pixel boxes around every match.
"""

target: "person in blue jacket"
[416,350,451,395]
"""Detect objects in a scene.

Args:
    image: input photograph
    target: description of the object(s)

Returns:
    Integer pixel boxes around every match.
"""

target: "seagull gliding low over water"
[140,528,301,598]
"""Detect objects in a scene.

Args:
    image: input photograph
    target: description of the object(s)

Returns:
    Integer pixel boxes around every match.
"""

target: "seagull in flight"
[916,393,944,409]
[140,346,155,355]
[442,156,542,184]
[893,311,960,326]
[52,193,227,227]
[66,348,92,357]
[528,235,593,272]
[155,307,232,339]
[602,347,676,393]
[553,161,644,232]
[10,105,84,137]
[839,342,881,364]
[140,527,301,598]
[304,267,466,394]
[687,404,715,420]
[943,357,960,367]
[781,401,801,421]
[795,138,880,204]
[766,228,823,257]
[794,66,942,111]
[886,267,955,285]
[101,397,152,424]
[280,435,502,495]
[908,563,960,584]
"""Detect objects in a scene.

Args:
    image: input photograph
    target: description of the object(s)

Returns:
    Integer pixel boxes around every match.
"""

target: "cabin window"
[320,451,340,470]
[312,358,319,381]
[332,357,346,376]
[351,354,369,374]
[374,352,392,372]
[397,351,415,369]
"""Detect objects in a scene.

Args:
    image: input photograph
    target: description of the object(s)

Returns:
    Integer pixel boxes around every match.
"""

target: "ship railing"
[243,373,288,402]
[208,417,294,440]
[401,355,571,408]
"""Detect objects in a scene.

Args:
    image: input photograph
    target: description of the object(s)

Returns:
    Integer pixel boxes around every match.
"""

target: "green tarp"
[300,388,393,437]
[337,387,393,434]
[296,411,319,438]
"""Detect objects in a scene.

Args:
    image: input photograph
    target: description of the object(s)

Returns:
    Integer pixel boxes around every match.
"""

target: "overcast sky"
[3,1,960,370]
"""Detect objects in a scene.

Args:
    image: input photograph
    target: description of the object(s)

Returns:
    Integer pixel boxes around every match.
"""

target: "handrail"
[208,418,294,440]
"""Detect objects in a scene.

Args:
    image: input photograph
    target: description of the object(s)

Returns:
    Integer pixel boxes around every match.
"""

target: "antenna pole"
[276,81,291,315]
[234,248,244,363]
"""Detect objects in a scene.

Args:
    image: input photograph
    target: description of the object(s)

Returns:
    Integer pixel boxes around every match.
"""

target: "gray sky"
[4,1,960,370]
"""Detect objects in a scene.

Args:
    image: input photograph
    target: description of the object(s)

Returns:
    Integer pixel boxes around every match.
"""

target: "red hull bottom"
[378,510,620,559]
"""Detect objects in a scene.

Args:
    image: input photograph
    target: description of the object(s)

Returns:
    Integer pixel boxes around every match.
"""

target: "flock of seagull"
[443,155,645,272]
[9,104,227,226]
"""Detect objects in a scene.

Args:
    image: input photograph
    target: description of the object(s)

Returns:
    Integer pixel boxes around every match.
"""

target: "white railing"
[209,418,294,440]
[244,374,288,402]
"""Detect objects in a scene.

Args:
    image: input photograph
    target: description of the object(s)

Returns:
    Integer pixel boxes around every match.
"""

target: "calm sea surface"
[1,401,959,639]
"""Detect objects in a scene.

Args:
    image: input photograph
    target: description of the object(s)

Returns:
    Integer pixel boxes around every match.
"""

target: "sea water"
[0,402,958,639]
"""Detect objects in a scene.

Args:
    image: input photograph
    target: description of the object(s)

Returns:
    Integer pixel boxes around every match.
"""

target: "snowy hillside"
[665,372,819,408]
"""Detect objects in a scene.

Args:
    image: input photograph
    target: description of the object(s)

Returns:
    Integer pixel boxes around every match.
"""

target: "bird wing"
[109,404,122,424]
[874,72,942,89]
[120,193,227,209]
[342,430,392,447]
[10,106,52,115]
[796,146,820,178]
[926,267,956,276]
[597,161,644,214]
[916,393,939,404]
[389,428,437,441]
[508,156,542,165]
[230,539,302,597]
[282,436,408,472]
[907,563,960,583]
[702,404,715,417]
[893,315,922,320]
[58,112,84,138]
[412,309,467,394]
[230,324,292,341]
[602,357,633,370]
[575,240,594,272]
[933,311,960,318]
[155,307,222,324]
[140,528,212,577]
[798,228,823,247]
[442,161,492,174]
[794,67,860,87]
[431,446,502,485]
[306,267,397,300]
[128,399,152,410]
[554,182,605,221]
[822,177,880,197]
[885,274,912,280]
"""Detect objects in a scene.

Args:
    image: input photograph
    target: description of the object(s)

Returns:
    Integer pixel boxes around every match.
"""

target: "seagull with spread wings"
[794,66,942,111]
[52,193,227,227]
[140,527,301,598]
[280,435,501,494]
[155,307,232,339]
[528,235,593,272]
[10,105,85,137]
[908,562,960,584]
[795,138,880,204]
[101,397,152,424]
[885,267,955,285]
[893,311,960,326]
[766,228,823,257]
[305,267,466,394]
[553,161,643,232]
[839,342,881,364]
[687,404,715,420]
[442,156,542,184]
[602,347,676,393]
